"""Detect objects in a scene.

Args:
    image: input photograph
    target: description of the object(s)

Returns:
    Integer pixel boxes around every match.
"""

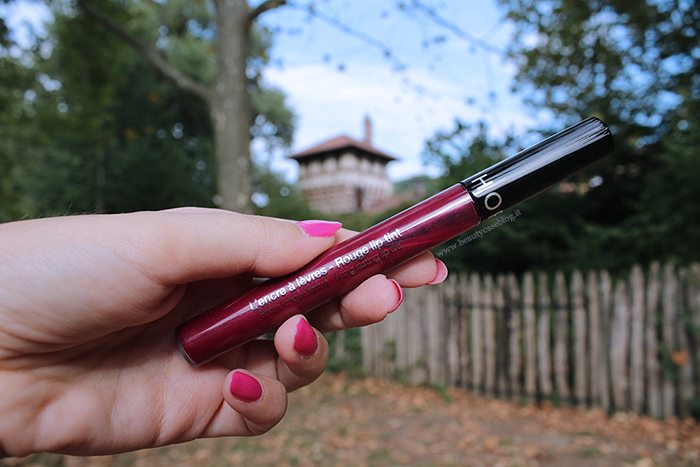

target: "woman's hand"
[0,209,445,457]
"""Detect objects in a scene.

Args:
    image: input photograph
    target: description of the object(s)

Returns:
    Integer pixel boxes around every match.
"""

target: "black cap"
[461,117,614,218]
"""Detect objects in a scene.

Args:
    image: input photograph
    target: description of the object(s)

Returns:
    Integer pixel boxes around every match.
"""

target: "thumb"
[120,209,343,285]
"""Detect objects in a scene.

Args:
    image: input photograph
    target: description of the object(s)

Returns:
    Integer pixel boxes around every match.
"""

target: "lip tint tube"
[177,117,614,366]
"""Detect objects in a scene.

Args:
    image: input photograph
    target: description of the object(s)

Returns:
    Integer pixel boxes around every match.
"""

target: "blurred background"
[1,0,698,276]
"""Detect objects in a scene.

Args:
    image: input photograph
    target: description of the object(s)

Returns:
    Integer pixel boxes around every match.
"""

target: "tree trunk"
[80,0,269,214]
[212,0,254,213]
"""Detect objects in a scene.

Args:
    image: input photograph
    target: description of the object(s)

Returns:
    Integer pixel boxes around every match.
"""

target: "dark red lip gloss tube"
[177,117,614,366]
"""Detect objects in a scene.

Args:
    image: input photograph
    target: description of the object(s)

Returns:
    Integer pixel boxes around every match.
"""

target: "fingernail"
[388,279,404,313]
[296,220,342,237]
[229,371,263,402]
[294,317,319,358]
[428,259,448,285]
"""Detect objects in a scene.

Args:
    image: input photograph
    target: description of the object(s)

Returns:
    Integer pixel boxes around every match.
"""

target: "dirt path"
[5,373,700,467]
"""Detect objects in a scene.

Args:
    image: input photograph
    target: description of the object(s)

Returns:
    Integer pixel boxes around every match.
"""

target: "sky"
[1,0,535,182]
[256,0,534,181]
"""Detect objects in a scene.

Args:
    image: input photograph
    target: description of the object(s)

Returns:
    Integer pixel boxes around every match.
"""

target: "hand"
[0,209,445,457]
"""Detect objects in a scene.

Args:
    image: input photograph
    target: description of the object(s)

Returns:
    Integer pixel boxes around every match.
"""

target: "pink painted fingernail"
[229,371,263,402]
[428,259,449,285]
[296,220,342,237]
[388,279,404,313]
[294,317,319,358]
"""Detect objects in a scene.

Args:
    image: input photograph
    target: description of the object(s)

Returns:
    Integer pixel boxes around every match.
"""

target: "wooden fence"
[359,262,700,419]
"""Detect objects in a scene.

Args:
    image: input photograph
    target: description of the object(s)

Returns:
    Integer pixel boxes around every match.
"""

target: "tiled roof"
[290,135,397,161]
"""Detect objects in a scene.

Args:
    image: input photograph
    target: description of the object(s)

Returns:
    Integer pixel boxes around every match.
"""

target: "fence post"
[678,267,694,419]
[388,294,403,380]
[587,271,601,407]
[425,286,442,385]
[646,262,662,418]
[361,322,374,376]
[630,264,645,414]
[405,288,425,385]
[572,270,587,405]
[662,264,677,418]
[396,295,407,382]
[459,274,471,389]
[484,274,496,397]
[537,272,553,399]
[611,281,630,411]
[444,276,460,387]
[508,273,522,400]
[470,273,483,395]
[495,274,508,398]
[523,272,537,402]
[600,270,612,412]
[687,264,700,405]
[554,271,570,401]
[334,330,346,362]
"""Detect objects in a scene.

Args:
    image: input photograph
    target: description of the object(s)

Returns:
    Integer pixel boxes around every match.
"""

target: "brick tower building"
[290,117,396,214]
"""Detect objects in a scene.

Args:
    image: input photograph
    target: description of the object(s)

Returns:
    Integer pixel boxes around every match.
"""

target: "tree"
[498,0,698,218]
[498,0,700,263]
[498,0,698,130]
[75,0,519,214]
[6,5,220,216]
[422,120,514,186]
[77,0,292,213]
[0,0,299,218]
[420,0,700,273]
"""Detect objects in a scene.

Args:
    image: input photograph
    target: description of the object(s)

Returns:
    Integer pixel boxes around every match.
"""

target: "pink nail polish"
[428,259,449,285]
[229,371,263,402]
[296,220,342,237]
[294,317,318,357]
[388,279,404,313]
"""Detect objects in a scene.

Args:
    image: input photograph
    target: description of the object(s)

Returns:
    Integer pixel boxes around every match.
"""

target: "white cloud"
[265,60,533,182]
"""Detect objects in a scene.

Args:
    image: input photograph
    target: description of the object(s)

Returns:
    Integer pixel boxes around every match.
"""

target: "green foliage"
[423,0,700,274]
[252,165,315,221]
[422,119,513,184]
[496,0,699,210]
[424,117,700,275]
[11,8,218,216]
[130,0,217,84]
[422,119,589,274]
[251,84,297,150]
[627,103,700,265]
[326,329,365,378]
[0,0,296,220]
[0,19,43,221]
[498,0,698,130]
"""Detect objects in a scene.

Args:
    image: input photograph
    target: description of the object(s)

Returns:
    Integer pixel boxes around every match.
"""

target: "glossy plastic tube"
[177,117,614,366]
[177,184,479,366]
